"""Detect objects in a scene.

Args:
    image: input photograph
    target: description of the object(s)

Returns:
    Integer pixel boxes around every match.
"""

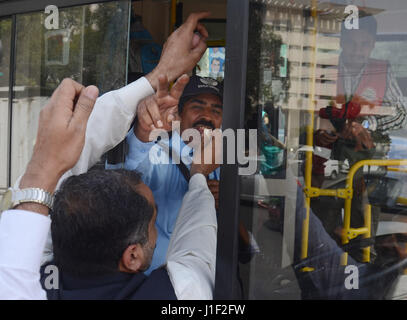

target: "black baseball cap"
[179,75,223,113]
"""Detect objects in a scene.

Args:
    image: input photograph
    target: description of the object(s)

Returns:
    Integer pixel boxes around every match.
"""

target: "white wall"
[10,96,48,187]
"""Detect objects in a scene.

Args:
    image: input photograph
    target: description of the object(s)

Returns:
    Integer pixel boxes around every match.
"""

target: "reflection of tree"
[246,2,290,108]
[89,1,129,93]
[0,19,12,88]
[14,2,128,96]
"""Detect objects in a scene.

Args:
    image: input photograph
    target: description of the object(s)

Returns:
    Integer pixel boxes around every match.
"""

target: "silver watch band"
[12,188,54,210]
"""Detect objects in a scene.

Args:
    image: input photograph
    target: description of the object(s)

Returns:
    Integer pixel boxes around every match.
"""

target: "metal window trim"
[0,0,123,18]
[214,0,249,300]
[7,15,16,188]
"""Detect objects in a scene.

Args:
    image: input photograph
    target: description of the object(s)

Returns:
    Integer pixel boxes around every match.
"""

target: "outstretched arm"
[75,11,209,172]
[166,134,221,300]
[0,79,97,299]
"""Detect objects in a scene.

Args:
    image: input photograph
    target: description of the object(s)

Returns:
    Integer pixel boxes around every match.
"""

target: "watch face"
[0,189,13,212]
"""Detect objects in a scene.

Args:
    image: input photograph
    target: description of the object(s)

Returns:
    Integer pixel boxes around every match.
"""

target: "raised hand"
[20,79,99,193]
[191,132,222,177]
[145,12,210,90]
[135,74,189,142]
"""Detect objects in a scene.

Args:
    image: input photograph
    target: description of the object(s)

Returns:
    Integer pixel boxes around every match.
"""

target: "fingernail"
[157,120,163,127]
[151,124,156,130]
[168,114,174,122]
[84,85,99,100]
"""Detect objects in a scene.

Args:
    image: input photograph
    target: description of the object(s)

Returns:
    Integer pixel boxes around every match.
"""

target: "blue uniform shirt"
[106,128,219,275]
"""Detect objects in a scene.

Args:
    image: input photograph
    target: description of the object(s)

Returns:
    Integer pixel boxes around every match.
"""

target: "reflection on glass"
[0,18,11,192]
[239,0,407,300]
[10,1,130,185]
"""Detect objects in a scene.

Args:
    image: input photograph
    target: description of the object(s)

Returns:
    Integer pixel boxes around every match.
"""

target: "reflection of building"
[262,2,386,115]
[262,3,342,112]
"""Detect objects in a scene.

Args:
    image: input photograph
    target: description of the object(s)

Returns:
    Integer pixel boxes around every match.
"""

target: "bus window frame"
[0,0,120,18]
[214,0,250,300]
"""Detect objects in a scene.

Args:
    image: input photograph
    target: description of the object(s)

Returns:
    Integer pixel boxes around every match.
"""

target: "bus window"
[9,1,131,186]
[237,0,407,300]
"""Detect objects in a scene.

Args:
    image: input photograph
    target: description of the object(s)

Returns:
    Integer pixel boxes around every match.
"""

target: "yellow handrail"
[341,159,407,265]
[302,158,407,267]
[300,0,319,271]
[344,159,407,191]
[397,197,407,206]
[388,167,407,173]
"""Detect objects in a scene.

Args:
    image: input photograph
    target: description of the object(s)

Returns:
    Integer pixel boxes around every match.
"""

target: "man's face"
[180,93,223,137]
[341,29,375,71]
[136,183,157,271]
[211,59,221,74]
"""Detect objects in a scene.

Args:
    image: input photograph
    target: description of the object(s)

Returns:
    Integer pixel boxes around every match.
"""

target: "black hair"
[50,169,154,277]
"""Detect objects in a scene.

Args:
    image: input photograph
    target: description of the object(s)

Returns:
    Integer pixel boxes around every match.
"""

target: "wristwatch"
[0,188,54,213]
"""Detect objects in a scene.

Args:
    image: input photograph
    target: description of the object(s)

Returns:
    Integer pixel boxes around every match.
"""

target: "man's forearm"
[166,173,217,299]
[71,77,154,175]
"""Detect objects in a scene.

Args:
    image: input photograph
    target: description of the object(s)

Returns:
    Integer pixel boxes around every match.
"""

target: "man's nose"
[197,109,212,121]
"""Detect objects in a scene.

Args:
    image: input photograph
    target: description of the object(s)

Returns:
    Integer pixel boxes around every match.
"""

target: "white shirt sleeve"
[165,174,217,300]
[68,76,155,177]
[0,210,51,299]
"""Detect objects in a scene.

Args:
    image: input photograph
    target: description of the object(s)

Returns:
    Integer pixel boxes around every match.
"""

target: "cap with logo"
[178,75,223,113]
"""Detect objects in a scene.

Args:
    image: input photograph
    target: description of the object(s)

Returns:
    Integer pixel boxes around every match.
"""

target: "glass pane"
[240,0,407,300]
[0,18,11,194]
[10,1,130,185]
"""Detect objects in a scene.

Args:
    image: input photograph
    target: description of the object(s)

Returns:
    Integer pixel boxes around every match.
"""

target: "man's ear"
[119,244,144,273]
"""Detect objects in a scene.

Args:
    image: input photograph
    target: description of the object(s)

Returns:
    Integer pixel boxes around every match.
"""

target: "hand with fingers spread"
[19,79,99,203]
[145,12,210,90]
[135,74,189,142]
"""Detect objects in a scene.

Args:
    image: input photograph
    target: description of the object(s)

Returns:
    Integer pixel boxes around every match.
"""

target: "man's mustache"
[192,119,215,130]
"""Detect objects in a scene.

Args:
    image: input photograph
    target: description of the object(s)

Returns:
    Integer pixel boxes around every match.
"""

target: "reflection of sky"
[389,136,407,159]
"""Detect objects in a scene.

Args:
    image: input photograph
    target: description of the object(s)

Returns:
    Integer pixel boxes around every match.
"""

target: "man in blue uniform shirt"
[107,75,223,274]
